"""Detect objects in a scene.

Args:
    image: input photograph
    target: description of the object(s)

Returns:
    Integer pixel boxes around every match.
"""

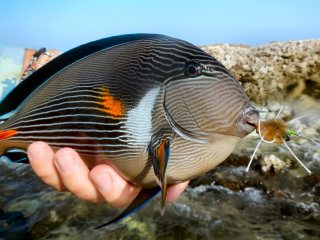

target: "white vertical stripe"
[125,87,160,145]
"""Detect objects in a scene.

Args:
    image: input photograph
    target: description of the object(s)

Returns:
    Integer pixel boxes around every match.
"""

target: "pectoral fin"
[149,130,173,214]
[95,187,161,229]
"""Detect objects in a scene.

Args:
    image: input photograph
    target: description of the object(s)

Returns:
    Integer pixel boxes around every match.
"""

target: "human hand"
[27,141,189,208]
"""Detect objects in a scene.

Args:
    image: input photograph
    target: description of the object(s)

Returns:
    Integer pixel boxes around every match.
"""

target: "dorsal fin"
[0,33,165,118]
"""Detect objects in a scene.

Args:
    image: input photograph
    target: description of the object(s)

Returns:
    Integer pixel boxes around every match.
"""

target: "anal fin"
[94,187,161,229]
[2,150,29,164]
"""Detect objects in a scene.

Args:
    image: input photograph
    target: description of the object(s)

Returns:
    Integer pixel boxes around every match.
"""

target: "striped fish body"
[0,34,257,189]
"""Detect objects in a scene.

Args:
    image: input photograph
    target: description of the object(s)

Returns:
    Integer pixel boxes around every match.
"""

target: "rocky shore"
[202,39,320,104]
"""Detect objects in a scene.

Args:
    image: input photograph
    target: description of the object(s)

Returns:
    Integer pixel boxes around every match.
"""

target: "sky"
[0,0,319,51]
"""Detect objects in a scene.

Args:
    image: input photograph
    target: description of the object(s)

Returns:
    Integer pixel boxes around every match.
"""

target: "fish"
[0,34,259,228]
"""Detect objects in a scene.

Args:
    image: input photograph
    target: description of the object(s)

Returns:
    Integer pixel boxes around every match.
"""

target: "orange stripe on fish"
[97,87,123,117]
[0,129,17,140]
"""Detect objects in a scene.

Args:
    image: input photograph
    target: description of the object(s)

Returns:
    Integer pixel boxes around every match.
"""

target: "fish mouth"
[246,120,257,130]
[238,108,260,137]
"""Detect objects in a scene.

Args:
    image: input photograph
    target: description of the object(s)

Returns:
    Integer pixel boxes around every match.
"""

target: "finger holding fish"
[53,147,105,202]
[28,141,189,207]
[29,141,138,205]
[28,141,65,191]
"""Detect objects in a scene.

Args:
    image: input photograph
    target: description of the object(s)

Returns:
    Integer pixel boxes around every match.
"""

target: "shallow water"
[1,102,320,239]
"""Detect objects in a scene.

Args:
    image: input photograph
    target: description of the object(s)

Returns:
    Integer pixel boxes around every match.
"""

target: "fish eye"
[184,61,202,78]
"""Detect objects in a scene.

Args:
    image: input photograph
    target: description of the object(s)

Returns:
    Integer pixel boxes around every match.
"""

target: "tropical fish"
[0,34,259,228]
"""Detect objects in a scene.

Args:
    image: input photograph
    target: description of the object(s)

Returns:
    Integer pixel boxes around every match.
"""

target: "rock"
[259,154,291,173]
[201,40,320,104]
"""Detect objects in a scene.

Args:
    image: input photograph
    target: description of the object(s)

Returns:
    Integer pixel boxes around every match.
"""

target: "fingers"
[28,141,187,208]
[28,142,140,206]
[54,148,140,206]
[53,147,103,202]
[89,165,140,208]
[28,141,65,191]
[166,181,189,202]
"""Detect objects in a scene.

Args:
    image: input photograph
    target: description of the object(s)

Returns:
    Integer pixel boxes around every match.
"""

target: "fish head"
[163,43,259,141]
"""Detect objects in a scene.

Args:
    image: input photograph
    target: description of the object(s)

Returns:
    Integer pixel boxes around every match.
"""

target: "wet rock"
[259,154,291,173]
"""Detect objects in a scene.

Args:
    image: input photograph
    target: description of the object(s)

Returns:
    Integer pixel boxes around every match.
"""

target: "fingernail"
[28,146,45,162]
[55,154,76,173]
[91,172,111,192]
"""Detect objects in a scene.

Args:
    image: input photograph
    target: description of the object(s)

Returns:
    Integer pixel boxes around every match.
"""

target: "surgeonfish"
[0,34,259,228]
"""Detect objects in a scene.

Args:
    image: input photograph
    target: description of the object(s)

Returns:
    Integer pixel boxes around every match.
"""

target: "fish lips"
[236,107,260,138]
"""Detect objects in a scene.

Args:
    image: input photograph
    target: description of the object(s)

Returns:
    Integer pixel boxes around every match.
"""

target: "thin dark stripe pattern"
[0,34,251,187]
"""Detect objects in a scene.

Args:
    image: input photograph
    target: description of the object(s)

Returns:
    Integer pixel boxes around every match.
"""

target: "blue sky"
[0,0,319,51]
